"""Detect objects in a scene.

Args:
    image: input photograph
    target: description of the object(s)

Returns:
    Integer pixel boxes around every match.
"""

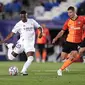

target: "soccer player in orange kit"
[52,6,85,76]
[35,24,51,63]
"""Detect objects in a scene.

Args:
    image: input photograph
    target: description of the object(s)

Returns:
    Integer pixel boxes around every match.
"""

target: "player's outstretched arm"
[52,30,65,44]
[0,32,15,44]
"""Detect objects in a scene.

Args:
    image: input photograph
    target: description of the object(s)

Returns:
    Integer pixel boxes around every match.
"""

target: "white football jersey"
[12,19,41,41]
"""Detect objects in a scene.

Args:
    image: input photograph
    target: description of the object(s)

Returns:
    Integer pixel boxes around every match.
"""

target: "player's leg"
[78,38,85,62]
[57,50,79,76]
[42,48,47,63]
[60,52,68,61]
[35,44,41,62]
[8,43,23,60]
[35,50,41,62]
[79,38,85,56]
[68,40,85,63]
[21,52,34,75]
[61,51,77,69]
[6,43,16,60]
[57,41,85,76]
[57,42,76,76]
[60,48,84,73]
[59,41,70,61]
[64,53,71,72]
[60,47,70,72]
[21,41,35,75]
[42,44,47,63]
[57,52,68,76]
[75,47,85,62]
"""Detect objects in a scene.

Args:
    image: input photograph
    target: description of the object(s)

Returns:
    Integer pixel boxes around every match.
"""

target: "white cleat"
[57,69,62,76]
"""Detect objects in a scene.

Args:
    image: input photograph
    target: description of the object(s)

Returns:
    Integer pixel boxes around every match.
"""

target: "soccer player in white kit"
[0,10,43,75]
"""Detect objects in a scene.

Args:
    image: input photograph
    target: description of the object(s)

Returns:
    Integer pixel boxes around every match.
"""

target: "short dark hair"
[20,10,27,14]
[67,6,75,11]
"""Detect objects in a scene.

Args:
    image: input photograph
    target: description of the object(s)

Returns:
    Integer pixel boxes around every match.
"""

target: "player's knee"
[61,54,67,60]
[69,57,74,61]
[70,51,77,57]
[69,51,78,60]
[69,54,74,61]
[61,56,65,60]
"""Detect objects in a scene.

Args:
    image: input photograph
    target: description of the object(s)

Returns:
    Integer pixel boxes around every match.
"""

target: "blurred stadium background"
[0,0,85,62]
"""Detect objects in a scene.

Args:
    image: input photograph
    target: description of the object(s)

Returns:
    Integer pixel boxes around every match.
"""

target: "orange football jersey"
[36,28,50,44]
[63,16,85,43]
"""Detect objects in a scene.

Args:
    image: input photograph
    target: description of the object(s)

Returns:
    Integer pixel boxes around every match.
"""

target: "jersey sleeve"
[12,23,19,33]
[32,19,41,28]
[62,20,68,31]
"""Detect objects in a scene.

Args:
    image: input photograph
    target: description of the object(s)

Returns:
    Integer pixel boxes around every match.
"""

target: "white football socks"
[7,44,15,60]
[21,56,34,73]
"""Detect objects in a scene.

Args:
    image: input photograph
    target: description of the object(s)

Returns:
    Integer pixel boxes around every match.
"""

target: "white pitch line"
[31,70,56,72]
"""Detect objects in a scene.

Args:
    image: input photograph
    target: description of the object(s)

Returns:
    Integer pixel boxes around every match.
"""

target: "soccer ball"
[9,66,18,76]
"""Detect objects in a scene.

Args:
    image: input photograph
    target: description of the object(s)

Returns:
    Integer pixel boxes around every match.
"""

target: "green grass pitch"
[0,61,85,85]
